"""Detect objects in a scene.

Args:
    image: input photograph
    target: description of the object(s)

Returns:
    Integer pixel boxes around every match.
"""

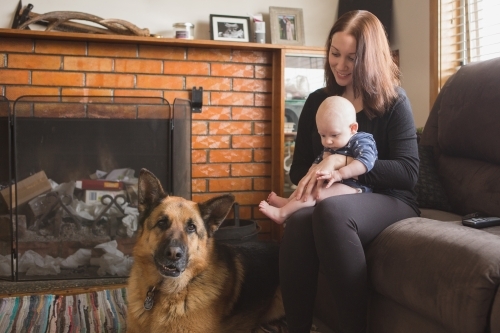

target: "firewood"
[18,10,150,36]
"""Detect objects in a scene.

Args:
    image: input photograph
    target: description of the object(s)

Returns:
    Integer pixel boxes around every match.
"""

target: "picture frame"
[269,7,305,46]
[209,14,251,42]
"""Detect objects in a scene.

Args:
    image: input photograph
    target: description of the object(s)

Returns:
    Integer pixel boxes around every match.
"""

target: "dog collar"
[144,286,156,310]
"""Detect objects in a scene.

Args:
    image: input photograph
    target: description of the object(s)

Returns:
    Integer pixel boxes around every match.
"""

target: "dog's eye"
[186,222,196,233]
[156,218,169,230]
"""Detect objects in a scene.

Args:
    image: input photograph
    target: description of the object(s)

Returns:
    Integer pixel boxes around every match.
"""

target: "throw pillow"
[415,145,453,212]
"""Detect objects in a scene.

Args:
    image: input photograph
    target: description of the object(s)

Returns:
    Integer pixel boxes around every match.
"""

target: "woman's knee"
[313,196,349,221]
[312,197,358,233]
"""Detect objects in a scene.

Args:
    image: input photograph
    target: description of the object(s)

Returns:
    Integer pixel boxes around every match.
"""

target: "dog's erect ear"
[138,168,167,214]
[198,194,235,237]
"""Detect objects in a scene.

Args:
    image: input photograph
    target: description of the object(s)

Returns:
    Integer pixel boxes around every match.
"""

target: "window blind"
[438,0,500,88]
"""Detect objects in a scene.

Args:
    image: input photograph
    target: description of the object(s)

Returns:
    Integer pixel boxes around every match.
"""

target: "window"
[431,0,500,103]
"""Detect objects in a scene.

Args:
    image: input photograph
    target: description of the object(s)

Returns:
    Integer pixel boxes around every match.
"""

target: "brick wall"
[0,36,276,239]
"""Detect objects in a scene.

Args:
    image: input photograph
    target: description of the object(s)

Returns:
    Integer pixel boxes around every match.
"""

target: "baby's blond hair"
[316,96,356,126]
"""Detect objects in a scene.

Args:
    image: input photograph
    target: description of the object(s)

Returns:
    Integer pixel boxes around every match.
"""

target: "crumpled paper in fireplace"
[90,240,134,276]
[0,240,134,277]
[0,255,12,276]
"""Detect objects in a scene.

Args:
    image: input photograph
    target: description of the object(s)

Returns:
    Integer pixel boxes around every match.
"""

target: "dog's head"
[135,168,235,279]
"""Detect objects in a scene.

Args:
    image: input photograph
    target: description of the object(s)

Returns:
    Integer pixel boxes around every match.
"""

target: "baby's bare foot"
[267,192,288,208]
[259,200,287,224]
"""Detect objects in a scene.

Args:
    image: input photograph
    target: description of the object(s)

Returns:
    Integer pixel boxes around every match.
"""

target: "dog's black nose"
[166,246,183,261]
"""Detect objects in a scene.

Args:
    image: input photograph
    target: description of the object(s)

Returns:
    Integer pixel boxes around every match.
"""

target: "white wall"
[392,0,430,128]
[1,0,429,127]
[1,0,337,46]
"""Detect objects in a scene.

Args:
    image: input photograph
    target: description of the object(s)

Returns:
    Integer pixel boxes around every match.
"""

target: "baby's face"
[317,114,354,150]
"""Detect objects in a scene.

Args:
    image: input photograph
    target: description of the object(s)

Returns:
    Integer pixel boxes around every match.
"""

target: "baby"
[259,96,378,224]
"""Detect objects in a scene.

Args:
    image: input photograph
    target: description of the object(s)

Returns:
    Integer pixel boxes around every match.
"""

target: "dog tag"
[144,287,155,310]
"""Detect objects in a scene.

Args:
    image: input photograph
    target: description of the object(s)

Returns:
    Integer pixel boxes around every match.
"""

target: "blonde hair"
[316,96,356,126]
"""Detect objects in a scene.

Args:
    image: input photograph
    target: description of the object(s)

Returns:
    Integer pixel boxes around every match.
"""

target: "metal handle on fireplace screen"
[56,193,126,236]
[89,194,126,221]
[29,191,128,237]
[90,194,127,234]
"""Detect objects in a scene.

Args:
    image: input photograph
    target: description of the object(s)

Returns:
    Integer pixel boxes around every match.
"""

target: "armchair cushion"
[414,145,452,212]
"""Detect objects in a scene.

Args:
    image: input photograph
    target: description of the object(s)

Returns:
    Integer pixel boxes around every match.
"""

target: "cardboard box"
[75,179,125,191]
[0,171,52,210]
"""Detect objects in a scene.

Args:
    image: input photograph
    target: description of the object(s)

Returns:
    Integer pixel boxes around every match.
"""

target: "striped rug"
[0,288,127,333]
[0,288,295,333]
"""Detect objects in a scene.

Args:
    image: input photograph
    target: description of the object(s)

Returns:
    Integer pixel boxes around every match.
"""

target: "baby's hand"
[317,170,342,188]
[316,169,333,179]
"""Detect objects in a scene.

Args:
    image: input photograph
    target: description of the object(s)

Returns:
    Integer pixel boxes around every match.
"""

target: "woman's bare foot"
[267,192,288,208]
[259,200,287,224]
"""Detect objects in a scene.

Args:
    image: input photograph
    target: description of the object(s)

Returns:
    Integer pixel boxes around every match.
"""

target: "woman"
[280,10,419,333]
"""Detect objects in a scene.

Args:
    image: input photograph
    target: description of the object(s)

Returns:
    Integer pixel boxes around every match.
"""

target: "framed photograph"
[269,7,305,46]
[209,14,251,42]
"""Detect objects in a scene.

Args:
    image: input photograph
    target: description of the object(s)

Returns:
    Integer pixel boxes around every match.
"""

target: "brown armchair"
[314,57,500,333]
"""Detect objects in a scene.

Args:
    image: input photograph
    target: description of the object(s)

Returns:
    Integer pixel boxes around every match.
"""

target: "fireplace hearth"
[0,95,192,281]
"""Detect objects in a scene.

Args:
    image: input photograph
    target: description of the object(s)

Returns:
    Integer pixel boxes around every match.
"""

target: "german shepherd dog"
[127,169,284,333]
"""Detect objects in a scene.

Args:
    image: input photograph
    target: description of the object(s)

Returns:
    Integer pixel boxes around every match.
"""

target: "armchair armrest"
[367,218,500,333]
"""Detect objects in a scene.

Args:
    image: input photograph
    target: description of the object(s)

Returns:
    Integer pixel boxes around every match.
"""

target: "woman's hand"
[294,154,351,201]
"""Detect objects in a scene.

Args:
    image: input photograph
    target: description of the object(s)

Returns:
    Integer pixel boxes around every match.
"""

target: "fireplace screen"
[0,96,192,281]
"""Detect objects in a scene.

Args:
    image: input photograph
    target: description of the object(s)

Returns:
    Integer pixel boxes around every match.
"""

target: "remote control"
[462,216,500,229]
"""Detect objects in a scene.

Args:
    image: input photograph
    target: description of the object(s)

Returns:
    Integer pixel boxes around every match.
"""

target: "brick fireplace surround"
[0,29,323,244]
[0,29,329,299]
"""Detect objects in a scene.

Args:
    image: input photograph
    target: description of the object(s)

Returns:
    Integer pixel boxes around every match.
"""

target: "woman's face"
[328,31,357,88]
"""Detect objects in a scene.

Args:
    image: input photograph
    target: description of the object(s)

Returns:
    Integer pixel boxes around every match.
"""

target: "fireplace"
[0,95,192,281]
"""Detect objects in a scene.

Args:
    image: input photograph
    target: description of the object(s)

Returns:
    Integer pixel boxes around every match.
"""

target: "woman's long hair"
[324,10,400,118]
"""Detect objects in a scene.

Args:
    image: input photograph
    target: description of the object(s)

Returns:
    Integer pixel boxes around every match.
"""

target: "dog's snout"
[167,246,183,261]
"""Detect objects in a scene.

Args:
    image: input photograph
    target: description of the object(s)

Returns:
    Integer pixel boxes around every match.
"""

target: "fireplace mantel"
[0,28,322,52]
